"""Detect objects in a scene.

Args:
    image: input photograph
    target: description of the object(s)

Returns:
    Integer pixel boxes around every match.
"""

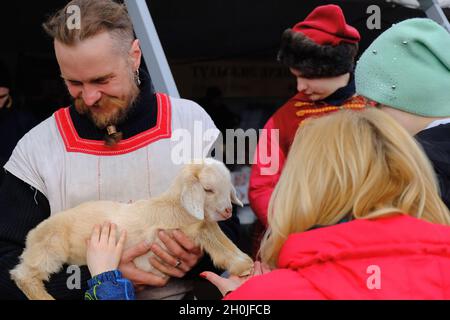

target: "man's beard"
[74,80,140,129]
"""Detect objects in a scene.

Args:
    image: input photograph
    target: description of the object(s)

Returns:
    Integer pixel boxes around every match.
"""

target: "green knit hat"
[355,18,450,117]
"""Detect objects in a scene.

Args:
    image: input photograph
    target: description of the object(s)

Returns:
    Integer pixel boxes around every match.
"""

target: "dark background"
[1,0,446,126]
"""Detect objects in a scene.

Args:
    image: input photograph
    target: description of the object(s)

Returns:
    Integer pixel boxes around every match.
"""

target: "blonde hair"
[260,108,450,267]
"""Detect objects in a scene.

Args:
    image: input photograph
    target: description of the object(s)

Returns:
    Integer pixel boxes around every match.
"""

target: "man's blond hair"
[43,0,134,54]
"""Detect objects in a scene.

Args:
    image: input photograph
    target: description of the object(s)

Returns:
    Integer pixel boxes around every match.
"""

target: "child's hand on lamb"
[86,222,127,277]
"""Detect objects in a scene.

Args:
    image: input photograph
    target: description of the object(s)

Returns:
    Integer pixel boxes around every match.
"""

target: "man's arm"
[0,172,90,299]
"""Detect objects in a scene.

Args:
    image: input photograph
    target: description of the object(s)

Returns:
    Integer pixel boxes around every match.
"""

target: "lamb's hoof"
[229,254,254,276]
[238,267,253,277]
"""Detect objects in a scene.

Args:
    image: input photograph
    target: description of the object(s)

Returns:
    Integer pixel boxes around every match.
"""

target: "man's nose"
[82,85,101,106]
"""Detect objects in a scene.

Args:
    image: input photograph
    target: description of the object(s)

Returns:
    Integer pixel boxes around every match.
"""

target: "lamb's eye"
[204,188,214,193]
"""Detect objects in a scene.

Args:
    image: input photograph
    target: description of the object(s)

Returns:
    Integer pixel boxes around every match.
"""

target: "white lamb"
[10,158,254,300]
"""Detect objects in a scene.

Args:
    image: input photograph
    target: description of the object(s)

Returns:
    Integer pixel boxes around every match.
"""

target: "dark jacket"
[415,123,450,209]
[0,104,36,185]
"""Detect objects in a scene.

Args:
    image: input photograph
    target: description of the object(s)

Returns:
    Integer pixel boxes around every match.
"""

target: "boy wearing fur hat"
[355,18,450,209]
[249,5,365,240]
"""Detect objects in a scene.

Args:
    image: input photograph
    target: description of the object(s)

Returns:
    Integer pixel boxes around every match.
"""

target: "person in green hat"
[355,18,450,209]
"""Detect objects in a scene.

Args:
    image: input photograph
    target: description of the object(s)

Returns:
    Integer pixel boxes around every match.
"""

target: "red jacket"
[249,93,365,226]
[225,215,450,300]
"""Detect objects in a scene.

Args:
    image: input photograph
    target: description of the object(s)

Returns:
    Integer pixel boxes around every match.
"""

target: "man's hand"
[118,241,169,288]
[149,229,203,278]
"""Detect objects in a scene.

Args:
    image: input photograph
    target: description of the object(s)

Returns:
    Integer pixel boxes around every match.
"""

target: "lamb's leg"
[190,223,253,276]
[10,263,55,300]
[10,227,70,300]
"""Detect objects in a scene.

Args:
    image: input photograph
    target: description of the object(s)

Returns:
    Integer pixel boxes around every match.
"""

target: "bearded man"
[0,0,239,300]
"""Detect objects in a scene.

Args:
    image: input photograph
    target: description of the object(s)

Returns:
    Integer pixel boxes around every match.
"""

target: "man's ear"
[129,39,142,71]
[180,179,205,220]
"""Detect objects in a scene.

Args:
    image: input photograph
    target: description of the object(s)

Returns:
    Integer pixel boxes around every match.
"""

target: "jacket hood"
[278,214,450,299]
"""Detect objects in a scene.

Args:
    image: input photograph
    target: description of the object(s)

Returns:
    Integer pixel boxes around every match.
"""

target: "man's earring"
[135,69,141,86]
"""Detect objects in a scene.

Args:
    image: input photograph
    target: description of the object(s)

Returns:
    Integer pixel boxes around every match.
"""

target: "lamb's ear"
[230,185,243,207]
[181,180,205,220]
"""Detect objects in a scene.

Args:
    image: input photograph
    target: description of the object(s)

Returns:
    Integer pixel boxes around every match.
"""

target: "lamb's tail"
[10,223,70,300]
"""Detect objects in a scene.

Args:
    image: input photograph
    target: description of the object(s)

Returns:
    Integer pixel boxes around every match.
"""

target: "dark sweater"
[0,105,37,185]
[0,69,239,299]
[415,123,450,210]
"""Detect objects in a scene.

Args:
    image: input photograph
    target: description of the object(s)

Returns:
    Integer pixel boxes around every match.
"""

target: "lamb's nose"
[225,208,232,215]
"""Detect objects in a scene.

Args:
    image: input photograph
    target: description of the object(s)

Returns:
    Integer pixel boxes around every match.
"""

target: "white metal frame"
[124,0,180,97]
[419,0,450,32]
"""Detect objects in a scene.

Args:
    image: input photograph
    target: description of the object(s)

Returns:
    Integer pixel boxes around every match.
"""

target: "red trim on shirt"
[55,93,172,156]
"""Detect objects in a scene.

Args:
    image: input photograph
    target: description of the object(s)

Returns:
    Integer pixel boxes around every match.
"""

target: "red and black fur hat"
[278,5,361,78]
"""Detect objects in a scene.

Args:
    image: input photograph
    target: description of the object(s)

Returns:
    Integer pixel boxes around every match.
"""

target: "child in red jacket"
[249,4,365,255]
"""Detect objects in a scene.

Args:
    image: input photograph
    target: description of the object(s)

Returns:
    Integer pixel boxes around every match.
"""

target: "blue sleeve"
[84,270,135,300]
